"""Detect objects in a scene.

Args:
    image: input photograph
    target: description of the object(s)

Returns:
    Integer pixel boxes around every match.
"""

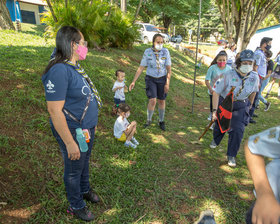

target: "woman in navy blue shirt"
[42,26,102,221]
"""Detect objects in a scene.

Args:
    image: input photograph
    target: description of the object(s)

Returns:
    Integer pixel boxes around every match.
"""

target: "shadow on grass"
[2,41,276,223]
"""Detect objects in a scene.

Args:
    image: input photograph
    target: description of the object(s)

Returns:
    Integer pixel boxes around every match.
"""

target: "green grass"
[0,23,279,224]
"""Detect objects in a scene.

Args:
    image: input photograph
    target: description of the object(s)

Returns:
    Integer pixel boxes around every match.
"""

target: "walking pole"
[199,120,214,140]
[191,0,202,113]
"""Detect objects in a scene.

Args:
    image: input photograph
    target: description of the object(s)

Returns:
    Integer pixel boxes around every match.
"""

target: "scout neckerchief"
[234,68,250,100]
[65,60,103,109]
[152,48,161,72]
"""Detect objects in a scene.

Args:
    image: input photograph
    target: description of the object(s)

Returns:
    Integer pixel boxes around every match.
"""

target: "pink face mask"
[217,61,226,67]
[76,45,88,60]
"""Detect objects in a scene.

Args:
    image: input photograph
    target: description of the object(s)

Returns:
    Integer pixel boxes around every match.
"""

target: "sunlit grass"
[0,23,279,224]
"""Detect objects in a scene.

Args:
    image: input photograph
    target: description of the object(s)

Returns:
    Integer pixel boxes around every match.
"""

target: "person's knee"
[149,98,157,106]
[131,121,137,126]
[157,99,165,106]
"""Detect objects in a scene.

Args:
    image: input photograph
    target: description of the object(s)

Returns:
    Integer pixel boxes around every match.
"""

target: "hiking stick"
[198,120,214,140]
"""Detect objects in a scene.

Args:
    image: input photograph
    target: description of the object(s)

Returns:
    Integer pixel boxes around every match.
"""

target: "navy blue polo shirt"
[42,63,98,129]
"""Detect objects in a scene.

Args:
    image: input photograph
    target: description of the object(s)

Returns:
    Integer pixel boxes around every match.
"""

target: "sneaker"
[194,210,216,224]
[83,189,100,203]
[209,140,217,149]
[131,137,139,145]
[265,93,269,99]
[227,156,236,167]
[124,141,137,149]
[67,206,94,221]
[256,105,260,109]
[159,121,165,131]
[252,114,258,118]
[249,119,256,124]
[264,102,271,111]
[144,120,151,128]
[207,113,212,121]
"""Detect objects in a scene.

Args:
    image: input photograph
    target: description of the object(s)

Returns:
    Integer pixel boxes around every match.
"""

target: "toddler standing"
[112,70,127,105]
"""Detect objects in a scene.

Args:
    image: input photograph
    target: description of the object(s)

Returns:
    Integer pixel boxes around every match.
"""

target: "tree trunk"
[134,0,143,23]
[120,0,126,13]
[0,0,15,30]
[46,0,58,23]
[217,0,280,52]
[65,0,68,8]
[162,14,172,31]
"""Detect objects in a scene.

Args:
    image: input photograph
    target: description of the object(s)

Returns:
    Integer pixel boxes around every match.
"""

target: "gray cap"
[240,49,254,62]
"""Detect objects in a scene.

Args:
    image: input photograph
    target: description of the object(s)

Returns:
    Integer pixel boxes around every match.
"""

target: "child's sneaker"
[67,206,94,221]
[124,141,137,149]
[131,137,139,145]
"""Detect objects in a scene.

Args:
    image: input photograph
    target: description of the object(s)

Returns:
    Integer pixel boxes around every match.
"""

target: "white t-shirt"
[112,81,125,100]
[114,116,129,138]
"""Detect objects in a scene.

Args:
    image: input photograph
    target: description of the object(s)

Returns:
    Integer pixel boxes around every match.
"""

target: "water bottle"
[75,128,88,152]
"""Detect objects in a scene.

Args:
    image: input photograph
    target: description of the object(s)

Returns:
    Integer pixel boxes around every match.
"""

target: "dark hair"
[265,50,273,58]
[210,50,227,67]
[152,34,163,47]
[115,69,125,77]
[43,26,82,75]
[260,37,272,46]
[118,103,131,113]
[235,57,242,68]
[229,42,236,50]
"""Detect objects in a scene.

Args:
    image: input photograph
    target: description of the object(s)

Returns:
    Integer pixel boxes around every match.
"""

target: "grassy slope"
[0,24,279,224]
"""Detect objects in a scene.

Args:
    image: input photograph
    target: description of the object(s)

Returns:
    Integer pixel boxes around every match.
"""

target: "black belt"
[234,99,246,103]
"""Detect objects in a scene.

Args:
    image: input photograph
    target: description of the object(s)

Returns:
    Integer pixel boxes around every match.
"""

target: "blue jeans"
[51,125,95,210]
[256,78,269,106]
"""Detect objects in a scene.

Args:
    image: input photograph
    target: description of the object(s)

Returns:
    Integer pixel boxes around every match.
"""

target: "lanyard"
[63,95,91,124]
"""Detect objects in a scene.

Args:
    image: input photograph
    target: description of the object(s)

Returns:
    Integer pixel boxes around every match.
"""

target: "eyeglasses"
[76,41,88,47]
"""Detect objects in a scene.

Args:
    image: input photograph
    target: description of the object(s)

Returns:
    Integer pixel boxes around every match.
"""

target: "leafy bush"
[41,0,139,49]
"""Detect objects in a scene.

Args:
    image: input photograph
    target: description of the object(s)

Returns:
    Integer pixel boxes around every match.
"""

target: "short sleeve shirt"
[254,49,267,77]
[42,63,98,129]
[205,64,232,94]
[140,48,171,78]
[112,81,125,100]
[248,126,280,159]
[213,69,259,100]
[114,116,129,138]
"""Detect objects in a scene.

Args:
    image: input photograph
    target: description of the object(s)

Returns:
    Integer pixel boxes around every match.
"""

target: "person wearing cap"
[209,49,259,167]
[254,37,272,111]
[129,34,171,131]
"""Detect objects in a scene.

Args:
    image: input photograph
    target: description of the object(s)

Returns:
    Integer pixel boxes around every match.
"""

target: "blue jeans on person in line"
[256,78,270,106]
[51,125,95,210]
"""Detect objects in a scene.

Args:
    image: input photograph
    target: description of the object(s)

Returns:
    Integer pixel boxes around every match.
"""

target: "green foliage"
[41,0,139,49]
[128,0,211,30]
[259,14,279,29]
[185,1,224,41]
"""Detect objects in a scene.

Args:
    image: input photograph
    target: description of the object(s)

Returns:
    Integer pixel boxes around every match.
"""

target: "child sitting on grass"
[114,103,139,148]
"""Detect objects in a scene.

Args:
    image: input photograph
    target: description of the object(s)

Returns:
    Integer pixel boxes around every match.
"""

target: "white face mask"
[125,112,130,118]
[240,64,253,74]
[155,44,163,51]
